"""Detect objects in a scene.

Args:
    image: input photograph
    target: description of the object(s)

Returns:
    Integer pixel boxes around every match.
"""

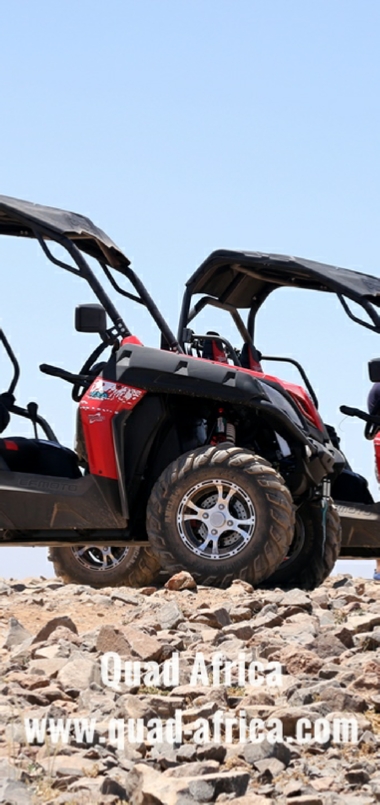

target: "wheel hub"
[71,545,132,572]
[209,511,226,528]
[176,478,256,561]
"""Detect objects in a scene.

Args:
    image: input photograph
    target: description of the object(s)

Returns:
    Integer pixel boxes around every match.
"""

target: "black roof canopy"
[0,194,130,268]
[186,249,380,309]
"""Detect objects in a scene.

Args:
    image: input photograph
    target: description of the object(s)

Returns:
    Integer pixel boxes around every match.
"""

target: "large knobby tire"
[146,444,295,588]
[261,498,341,591]
[48,545,161,589]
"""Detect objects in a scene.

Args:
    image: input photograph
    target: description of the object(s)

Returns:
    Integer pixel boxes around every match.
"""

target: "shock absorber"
[211,409,236,445]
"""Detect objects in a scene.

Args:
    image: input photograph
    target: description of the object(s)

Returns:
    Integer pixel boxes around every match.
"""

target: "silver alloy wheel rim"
[71,545,132,572]
[176,478,256,560]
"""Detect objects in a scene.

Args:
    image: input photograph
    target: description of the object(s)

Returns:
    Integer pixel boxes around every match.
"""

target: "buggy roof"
[186,249,380,309]
[0,194,130,268]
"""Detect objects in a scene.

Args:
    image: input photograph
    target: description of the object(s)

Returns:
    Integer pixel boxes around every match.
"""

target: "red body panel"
[197,356,324,432]
[374,434,380,482]
[80,336,324,480]
[79,336,145,479]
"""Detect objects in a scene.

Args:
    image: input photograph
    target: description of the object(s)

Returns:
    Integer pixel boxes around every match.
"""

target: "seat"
[201,332,229,364]
[240,343,263,372]
[0,437,81,478]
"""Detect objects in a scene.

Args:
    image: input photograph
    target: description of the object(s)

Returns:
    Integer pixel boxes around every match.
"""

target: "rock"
[253,612,283,629]
[3,617,32,649]
[243,738,291,767]
[176,743,197,762]
[0,779,32,804]
[28,658,71,677]
[96,625,132,656]
[158,602,185,630]
[311,776,338,792]
[191,607,231,628]
[254,757,285,776]
[353,630,380,650]
[31,616,78,643]
[165,571,197,591]
[344,613,380,635]
[309,634,347,658]
[57,656,99,690]
[122,625,163,661]
[229,579,254,594]
[334,627,355,648]
[196,743,227,762]
[0,759,21,779]
[187,778,215,801]
[125,763,249,804]
[165,760,220,777]
[110,590,143,605]
[278,589,313,611]
[279,646,323,675]
[222,621,254,640]
[315,686,367,713]
[100,777,128,798]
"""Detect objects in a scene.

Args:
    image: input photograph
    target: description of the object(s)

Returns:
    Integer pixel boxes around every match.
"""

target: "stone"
[196,743,227,762]
[243,738,291,767]
[278,589,313,611]
[344,613,380,635]
[222,621,254,640]
[254,757,285,776]
[96,625,132,656]
[3,617,32,649]
[229,579,254,593]
[165,761,220,777]
[176,743,197,762]
[279,646,323,675]
[100,777,128,798]
[158,602,185,630]
[28,658,70,677]
[31,616,78,643]
[191,607,231,628]
[353,631,380,650]
[165,571,197,591]
[122,625,163,661]
[0,780,32,804]
[187,778,215,801]
[309,634,347,658]
[345,769,370,785]
[311,777,337,792]
[57,656,99,690]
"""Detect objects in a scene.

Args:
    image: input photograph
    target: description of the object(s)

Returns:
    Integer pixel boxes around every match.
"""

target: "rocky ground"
[1,572,380,804]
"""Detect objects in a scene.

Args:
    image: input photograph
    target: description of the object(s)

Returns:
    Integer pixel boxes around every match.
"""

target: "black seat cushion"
[0,438,81,478]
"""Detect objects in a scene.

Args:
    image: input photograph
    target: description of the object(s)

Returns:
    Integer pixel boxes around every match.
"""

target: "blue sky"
[0,0,379,579]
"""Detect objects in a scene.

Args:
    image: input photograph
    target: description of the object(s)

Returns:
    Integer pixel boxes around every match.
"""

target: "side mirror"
[369,359,380,383]
[75,304,107,333]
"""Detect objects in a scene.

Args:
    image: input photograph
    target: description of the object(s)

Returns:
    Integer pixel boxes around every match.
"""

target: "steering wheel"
[71,341,110,402]
[40,340,110,402]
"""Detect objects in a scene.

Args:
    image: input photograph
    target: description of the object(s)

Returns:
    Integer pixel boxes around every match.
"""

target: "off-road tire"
[146,444,295,588]
[48,546,161,588]
[261,498,341,591]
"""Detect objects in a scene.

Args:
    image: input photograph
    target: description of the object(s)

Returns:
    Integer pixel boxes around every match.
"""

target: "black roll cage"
[0,195,182,353]
[178,249,380,352]
[35,228,182,352]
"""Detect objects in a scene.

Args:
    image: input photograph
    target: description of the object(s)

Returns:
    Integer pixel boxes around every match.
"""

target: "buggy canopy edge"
[185,249,380,310]
[0,194,130,269]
